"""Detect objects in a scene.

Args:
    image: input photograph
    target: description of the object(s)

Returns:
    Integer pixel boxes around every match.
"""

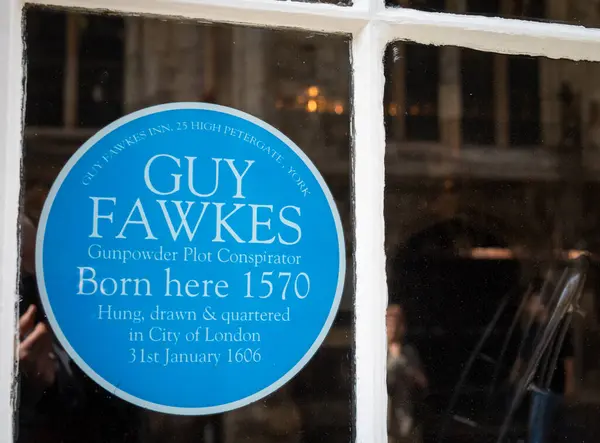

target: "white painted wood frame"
[3,0,600,442]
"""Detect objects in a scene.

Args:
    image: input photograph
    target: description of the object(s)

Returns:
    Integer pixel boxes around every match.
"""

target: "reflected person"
[386,303,428,443]
[17,214,85,443]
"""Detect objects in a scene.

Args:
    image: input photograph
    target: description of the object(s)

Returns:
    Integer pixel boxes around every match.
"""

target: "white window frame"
[3,0,600,442]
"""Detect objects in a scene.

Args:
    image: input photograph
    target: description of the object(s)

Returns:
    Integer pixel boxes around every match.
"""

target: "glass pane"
[385,41,600,443]
[282,0,352,4]
[19,6,353,443]
[386,0,600,29]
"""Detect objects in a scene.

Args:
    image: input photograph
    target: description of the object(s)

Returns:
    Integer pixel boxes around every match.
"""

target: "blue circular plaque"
[36,103,345,415]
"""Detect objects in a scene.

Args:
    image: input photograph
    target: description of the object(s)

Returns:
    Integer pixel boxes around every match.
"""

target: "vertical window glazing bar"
[352,21,388,443]
[0,1,24,441]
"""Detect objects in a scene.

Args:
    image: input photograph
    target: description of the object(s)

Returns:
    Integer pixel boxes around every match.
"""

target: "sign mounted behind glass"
[35,103,346,415]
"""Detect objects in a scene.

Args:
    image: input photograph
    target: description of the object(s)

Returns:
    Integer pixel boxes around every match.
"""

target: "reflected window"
[510,0,544,20]
[406,43,439,141]
[509,56,541,146]
[385,0,445,11]
[462,49,495,145]
[77,15,124,127]
[468,0,499,15]
[25,9,66,126]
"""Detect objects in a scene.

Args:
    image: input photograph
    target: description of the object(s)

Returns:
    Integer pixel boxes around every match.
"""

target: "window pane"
[20,7,353,443]
[386,0,600,29]
[385,41,600,443]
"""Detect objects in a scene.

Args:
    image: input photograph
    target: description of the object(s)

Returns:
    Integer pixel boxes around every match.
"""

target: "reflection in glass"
[24,9,66,126]
[19,7,353,443]
[385,42,600,443]
[77,14,124,127]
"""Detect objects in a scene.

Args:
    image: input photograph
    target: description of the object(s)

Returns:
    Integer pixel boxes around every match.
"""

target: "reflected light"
[568,250,588,260]
[463,248,594,261]
[469,248,514,260]
[306,100,318,112]
[388,103,398,116]
[334,103,344,115]
[308,86,319,97]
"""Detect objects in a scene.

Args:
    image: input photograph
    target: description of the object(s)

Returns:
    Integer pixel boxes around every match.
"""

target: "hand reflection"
[19,305,57,388]
[389,342,402,358]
